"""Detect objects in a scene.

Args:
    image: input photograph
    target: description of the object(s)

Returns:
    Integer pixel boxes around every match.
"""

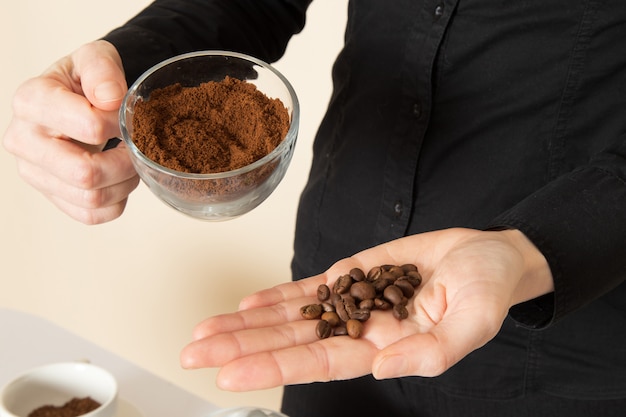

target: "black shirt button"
[412,102,422,119]
[435,4,444,17]
[394,201,404,216]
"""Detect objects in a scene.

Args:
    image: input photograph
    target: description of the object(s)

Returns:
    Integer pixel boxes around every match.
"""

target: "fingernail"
[94,81,125,102]
[374,354,408,379]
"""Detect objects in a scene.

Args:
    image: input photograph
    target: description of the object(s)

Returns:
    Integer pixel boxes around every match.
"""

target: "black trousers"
[281,376,626,417]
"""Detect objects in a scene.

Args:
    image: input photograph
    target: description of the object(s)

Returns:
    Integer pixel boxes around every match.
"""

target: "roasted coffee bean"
[392,303,409,320]
[346,319,364,338]
[316,320,332,339]
[383,285,404,305]
[349,308,371,322]
[367,266,383,281]
[333,274,353,294]
[394,279,415,298]
[344,300,358,316]
[406,270,423,287]
[335,298,350,322]
[380,271,397,281]
[372,277,393,293]
[374,298,392,310]
[388,265,405,279]
[349,267,366,282]
[321,302,335,312]
[301,263,422,339]
[350,281,376,301]
[300,304,323,320]
[341,293,356,304]
[359,299,375,310]
[317,284,331,302]
[321,311,341,327]
[333,325,348,336]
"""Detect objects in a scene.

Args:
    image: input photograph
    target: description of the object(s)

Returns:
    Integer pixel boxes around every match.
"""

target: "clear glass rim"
[119,50,300,180]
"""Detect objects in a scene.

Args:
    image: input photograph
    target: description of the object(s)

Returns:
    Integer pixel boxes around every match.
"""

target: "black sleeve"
[488,136,626,328]
[102,0,312,85]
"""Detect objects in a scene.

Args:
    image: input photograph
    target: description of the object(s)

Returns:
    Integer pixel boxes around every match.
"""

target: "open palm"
[180,228,552,391]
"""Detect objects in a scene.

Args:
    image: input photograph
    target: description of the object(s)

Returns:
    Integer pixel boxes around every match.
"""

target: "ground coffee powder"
[28,397,101,417]
[132,76,290,174]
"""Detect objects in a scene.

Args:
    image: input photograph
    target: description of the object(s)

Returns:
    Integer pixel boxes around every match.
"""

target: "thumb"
[371,307,503,380]
[73,40,128,111]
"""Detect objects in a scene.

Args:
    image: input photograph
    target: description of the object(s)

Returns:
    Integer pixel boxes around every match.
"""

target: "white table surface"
[0,308,220,417]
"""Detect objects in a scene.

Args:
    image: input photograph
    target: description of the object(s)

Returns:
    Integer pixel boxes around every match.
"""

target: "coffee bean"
[372,277,392,293]
[346,319,364,339]
[359,299,375,310]
[383,285,404,305]
[321,311,341,327]
[335,298,350,322]
[380,271,397,281]
[321,302,335,312]
[344,300,358,316]
[341,293,356,304]
[388,265,405,279]
[349,308,371,322]
[394,279,415,298]
[333,274,353,294]
[300,304,323,320]
[406,270,423,287]
[349,267,366,282]
[300,263,421,339]
[350,281,376,301]
[374,298,392,311]
[316,320,332,339]
[367,266,383,281]
[333,325,348,336]
[317,284,331,302]
[392,303,409,320]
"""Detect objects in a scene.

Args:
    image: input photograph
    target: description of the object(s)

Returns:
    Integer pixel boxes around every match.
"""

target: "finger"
[192,295,318,341]
[216,335,378,391]
[238,275,326,311]
[17,157,139,207]
[72,40,127,111]
[12,77,121,146]
[8,121,136,191]
[48,192,133,225]
[182,319,319,369]
[16,156,138,224]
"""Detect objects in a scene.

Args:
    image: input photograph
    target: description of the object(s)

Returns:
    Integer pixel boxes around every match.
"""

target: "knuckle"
[69,157,101,191]
[422,351,451,377]
[75,112,108,143]
[79,188,105,209]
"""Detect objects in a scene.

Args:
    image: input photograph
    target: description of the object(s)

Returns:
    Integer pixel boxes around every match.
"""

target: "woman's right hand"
[2,40,140,224]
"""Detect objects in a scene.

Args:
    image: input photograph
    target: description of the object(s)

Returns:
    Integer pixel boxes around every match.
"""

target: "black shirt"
[104,0,626,400]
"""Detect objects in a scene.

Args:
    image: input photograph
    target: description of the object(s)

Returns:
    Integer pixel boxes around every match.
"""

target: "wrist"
[499,228,554,305]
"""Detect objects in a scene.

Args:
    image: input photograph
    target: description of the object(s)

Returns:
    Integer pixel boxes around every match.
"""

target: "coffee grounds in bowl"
[28,397,101,417]
[131,76,290,174]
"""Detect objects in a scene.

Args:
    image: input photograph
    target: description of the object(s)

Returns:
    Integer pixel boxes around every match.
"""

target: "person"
[3,1,626,416]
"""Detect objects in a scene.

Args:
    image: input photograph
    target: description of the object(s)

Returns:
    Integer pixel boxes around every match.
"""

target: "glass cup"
[119,51,299,221]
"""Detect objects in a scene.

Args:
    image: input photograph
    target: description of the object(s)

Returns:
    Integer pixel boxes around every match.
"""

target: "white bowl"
[0,362,117,417]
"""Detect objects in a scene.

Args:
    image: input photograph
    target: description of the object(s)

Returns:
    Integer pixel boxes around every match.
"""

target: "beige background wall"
[0,0,347,411]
